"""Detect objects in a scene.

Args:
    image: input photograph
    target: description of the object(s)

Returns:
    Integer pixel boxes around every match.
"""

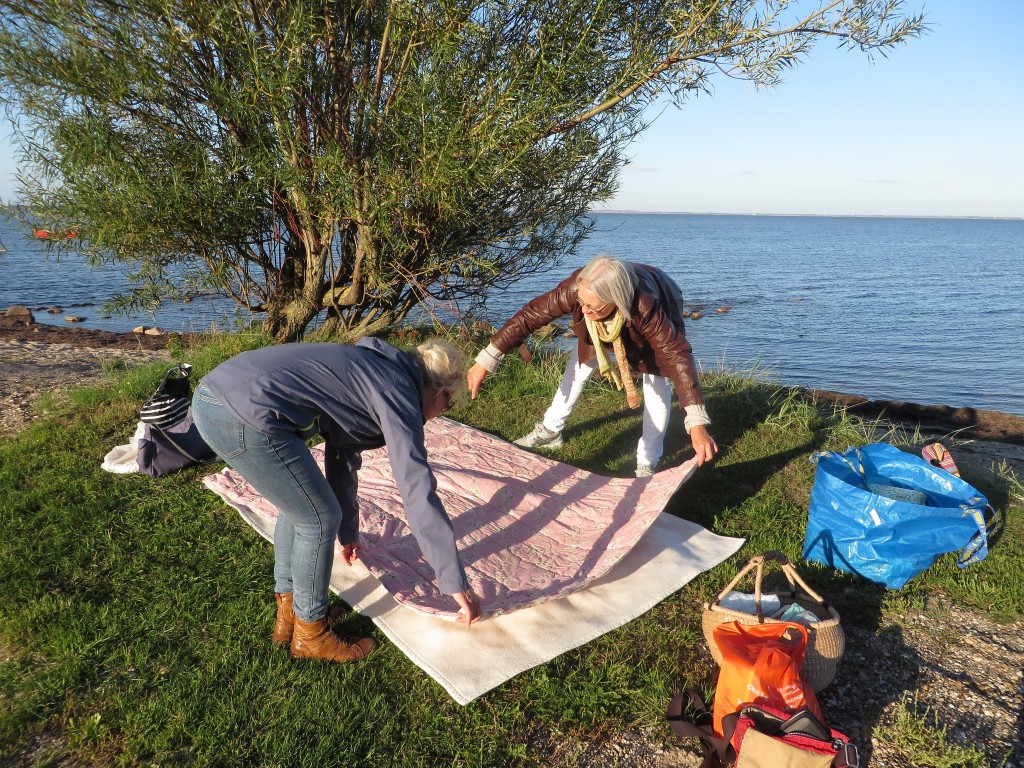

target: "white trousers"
[540,346,673,467]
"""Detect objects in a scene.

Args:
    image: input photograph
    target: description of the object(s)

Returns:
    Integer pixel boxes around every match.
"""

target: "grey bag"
[136,409,216,478]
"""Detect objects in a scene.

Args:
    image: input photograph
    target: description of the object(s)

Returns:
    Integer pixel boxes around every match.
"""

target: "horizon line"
[593,210,1024,221]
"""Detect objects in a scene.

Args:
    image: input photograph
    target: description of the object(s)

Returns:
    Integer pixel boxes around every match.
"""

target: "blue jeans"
[192,383,341,622]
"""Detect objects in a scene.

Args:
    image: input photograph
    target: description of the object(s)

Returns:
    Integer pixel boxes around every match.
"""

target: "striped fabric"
[140,395,190,428]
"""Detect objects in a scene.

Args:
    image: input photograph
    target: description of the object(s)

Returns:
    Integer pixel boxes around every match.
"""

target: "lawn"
[1,329,1020,766]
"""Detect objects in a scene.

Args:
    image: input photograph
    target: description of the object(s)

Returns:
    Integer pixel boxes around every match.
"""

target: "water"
[484,214,1024,416]
[2,210,1022,416]
[0,212,247,334]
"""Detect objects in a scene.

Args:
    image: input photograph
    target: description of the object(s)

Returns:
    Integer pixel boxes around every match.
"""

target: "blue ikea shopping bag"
[803,443,996,589]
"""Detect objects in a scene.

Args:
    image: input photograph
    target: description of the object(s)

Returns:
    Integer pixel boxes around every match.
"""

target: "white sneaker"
[514,422,564,449]
[635,461,658,478]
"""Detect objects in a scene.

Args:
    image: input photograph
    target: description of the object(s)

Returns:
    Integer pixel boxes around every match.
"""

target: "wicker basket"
[702,551,844,692]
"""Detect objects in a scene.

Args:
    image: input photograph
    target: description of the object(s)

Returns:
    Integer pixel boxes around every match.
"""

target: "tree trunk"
[308,310,396,343]
[263,293,323,343]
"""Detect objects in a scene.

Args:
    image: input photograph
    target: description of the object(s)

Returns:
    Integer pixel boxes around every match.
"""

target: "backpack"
[137,409,216,478]
[666,691,858,768]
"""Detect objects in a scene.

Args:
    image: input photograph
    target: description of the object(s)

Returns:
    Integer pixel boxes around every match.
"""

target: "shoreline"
[3,317,1024,448]
[800,389,1024,446]
[593,210,1024,222]
[0,315,182,351]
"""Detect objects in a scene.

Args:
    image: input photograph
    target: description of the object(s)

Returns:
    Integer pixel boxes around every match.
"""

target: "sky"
[1,1,1021,219]
[606,1,1024,218]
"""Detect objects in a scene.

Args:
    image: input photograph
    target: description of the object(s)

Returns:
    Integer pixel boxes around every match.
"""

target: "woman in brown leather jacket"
[467,256,717,476]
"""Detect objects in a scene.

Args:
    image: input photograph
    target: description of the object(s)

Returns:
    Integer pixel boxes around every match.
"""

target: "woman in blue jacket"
[193,337,481,663]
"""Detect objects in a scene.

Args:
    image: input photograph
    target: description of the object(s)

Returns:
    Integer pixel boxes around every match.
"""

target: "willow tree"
[0,1,924,342]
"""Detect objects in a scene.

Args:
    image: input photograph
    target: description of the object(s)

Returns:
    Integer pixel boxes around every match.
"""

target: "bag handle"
[956,501,999,568]
[146,364,193,403]
[151,423,205,464]
[666,691,731,768]
[810,449,864,480]
[710,551,830,620]
[158,363,192,388]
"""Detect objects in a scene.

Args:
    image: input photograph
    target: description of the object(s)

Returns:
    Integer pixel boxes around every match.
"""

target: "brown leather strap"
[666,692,730,768]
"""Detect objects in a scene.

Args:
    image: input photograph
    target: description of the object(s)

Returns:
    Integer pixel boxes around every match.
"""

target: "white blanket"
[221,494,743,703]
[202,419,744,703]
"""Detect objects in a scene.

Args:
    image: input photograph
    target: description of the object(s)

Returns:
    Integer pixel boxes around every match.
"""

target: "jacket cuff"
[475,343,505,374]
[683,404,711,433]
[440,574,471,596]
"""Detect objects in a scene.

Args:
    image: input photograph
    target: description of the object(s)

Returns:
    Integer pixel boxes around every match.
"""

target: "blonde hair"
[575,255,638,321]
[412,338,467,394]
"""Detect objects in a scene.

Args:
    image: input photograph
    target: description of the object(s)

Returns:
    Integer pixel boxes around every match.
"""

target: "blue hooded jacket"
[201,337,469,595]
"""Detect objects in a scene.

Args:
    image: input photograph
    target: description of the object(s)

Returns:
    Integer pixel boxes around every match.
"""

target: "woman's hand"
[453,588,482,627]
[340,542,360,566]
[689,425,718,466]
[467,363,489,399]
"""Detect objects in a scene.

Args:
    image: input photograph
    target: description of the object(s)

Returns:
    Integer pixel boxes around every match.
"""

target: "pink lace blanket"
[203,417,698,618]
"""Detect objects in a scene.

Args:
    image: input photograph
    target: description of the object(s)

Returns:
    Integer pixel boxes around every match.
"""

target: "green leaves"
[1,0,925,341]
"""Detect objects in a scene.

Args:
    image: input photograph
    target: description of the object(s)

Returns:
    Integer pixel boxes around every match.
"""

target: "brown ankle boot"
[272,592,294,646]
[291,616,375,663]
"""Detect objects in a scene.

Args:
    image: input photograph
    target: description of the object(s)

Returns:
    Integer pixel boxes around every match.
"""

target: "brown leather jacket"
[489,263,704,407]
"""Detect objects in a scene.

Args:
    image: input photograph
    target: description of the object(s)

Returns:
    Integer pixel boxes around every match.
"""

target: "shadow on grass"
[687,432,821,507]
[561,390,827,514]
[556,388,743,473]
[815,622,924,767]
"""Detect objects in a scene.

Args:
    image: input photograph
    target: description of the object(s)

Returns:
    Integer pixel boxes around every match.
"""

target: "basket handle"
[760,550,790,566]
[711,551,830,620]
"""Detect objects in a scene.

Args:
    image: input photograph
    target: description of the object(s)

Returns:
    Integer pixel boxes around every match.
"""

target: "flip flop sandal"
[922,442,960,477]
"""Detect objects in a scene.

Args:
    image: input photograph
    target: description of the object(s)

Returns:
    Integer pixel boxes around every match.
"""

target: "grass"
[1,330,1021,766]
[873,694,992,768]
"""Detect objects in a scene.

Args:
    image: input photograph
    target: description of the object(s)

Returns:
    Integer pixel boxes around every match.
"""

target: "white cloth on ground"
[217,487,744,704]
[100,421,146,474]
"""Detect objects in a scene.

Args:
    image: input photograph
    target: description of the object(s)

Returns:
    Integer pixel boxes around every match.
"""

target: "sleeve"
[683,404,711,433]
[487,273,580,355]
[374,392,470,595]
[324,444,363,545]
[474,343,505,373]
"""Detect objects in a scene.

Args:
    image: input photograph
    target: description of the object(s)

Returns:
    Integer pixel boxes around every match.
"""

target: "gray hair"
[575,255,638,321]
[411,338,467,394]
